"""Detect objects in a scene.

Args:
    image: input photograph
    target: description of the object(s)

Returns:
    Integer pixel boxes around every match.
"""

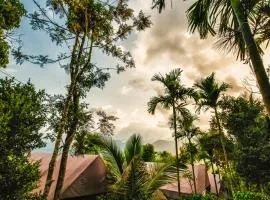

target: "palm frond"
[152,0,166,13]
[186,0,216,38]
[100,137,125,179]
[194,73,230,110]
[144,162,179,197]
[147,95,171,114]
[175,102,190,119]
[112,156,147,199]
[124,134,143,165]
[186,0,267,61]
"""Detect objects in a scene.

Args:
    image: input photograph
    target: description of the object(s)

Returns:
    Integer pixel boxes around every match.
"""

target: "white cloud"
[121,86,133,95]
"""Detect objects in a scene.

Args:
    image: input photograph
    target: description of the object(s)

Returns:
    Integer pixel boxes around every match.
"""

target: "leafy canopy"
[0,0,25,67]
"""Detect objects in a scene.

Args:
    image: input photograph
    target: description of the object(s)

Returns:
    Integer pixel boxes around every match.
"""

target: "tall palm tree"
[152,0,270,117]
[187,0,270,116]
[176,114,200,194]
[147,68,196,196]
[99,134,177,200]
[194,72,233,192]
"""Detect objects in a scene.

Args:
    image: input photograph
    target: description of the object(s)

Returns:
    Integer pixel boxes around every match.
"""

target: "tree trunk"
[188,139,197,194]
[214,107,234,193]
[43,34,80,198]
[211,160,219,196]
[172,103,181,196]
[231,0,270,116]
[43,82,75,197]
[53,89,79,200]
[191,163,196,194]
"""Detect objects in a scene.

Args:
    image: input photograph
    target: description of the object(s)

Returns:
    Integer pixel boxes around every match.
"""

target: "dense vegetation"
[1,0,270,200]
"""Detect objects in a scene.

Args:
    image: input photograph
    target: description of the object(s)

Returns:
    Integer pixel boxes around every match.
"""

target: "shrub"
[177,194,217,200]
[233,192,268,200]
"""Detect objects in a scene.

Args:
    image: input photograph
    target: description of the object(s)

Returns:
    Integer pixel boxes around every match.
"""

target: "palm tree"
[99,134,177,200]
[176,114,200,194]
[152,0,270,117]
[194,72,233,192]
[147,68,196,196]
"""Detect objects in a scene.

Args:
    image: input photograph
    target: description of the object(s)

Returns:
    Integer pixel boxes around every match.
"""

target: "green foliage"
[142,144,155,162]
[155,151,174,163]
[99,134,178,200]
[184,0,270,61]
[233,191,268,200]
[198,131,234,164]
[0,0,25,67]
[0,78,46,199]
[220,95,270,186]
[0,156,41,200]
[194,73,230,111]
[177,194,217,200]
[148,68,196,116]
[0,78,47,156]
[73,132,102,155]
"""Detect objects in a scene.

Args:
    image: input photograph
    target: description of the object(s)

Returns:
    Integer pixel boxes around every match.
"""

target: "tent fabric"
[31,152,107,200]
[160,164,217,198]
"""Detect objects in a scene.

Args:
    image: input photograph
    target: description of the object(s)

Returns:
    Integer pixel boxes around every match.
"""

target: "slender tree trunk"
[189,139,197,194]
[217,165,221,184]
[231,0,270,116]
[53,89,79,200]
[191,163,196,194]
[211,160,219,196]
[53,31,92,199]
[43,34,80,198]
[43,81,75,197]
[214,108,234,193]
[172,103,181,196]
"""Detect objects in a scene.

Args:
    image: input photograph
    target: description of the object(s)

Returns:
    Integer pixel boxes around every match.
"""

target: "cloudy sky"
[2,0,268,144]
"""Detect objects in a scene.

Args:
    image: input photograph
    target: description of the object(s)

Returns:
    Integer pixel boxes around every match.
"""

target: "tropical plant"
[152,0,270,117]
[99,134,178,200]
[176,114,201,194]
[148,68,196,196]
[194,72,233,192]
[185,0,270,116]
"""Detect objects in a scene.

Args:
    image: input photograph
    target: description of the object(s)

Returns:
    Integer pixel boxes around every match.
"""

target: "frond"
[124,134,143,165]
[186,0,216,38]
[113,156,147,198]
[215,27,246,61]
[151,68,182,87]
[175,103,191,119]
[144,162,179,196]
[152,0,166,13]
[147,95,171,114]
[100,137,125,179]
[176,86,196,101]
[220,82,231,92]
[167,68,183,81]
[194,73,230,110]
[186,0,264,61]
[151,72,166,83]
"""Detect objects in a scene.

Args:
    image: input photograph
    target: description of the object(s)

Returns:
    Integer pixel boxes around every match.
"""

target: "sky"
[2,0,269,145]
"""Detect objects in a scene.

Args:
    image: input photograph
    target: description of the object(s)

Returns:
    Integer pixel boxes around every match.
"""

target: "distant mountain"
[114,139,126,150]
[152,140,175,154]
